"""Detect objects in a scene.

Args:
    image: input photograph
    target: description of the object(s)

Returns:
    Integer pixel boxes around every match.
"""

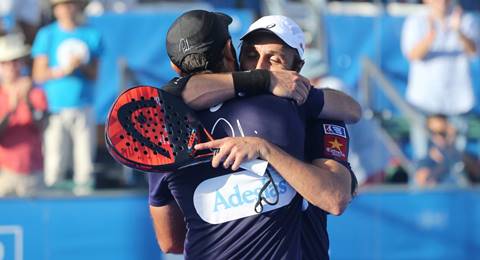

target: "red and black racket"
[105,85,216,173]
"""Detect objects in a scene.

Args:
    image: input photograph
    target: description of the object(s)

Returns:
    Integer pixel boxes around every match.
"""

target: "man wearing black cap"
[149,10,357,259]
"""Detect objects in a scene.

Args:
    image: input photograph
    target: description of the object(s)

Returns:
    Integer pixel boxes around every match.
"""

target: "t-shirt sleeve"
[461,13,480,55]
[306,120,358,194]
[148,173,175,207]
[29,88,48,111]
[303,88,325,119]
[89,29,103,58]
[306,120,350,163]
[31,27,49,58]
[401,15,426,57]
[162,74,194,97]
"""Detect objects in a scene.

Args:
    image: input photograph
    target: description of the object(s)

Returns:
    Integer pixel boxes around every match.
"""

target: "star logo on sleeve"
[328,138,344,151]
[324,135,348,161]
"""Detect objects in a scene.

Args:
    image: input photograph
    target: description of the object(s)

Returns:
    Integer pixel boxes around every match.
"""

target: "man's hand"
[8,89,19,112]
[427,15,437,42]
[195,137,268,171]
[63,55,83,75]
[450,6,463,32]
[269,70,311,105]
[16,77,32,102]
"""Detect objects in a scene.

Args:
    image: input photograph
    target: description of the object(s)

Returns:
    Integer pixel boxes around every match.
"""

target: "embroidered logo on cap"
[179,38,191,53]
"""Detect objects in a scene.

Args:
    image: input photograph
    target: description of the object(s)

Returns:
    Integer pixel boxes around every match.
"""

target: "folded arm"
[195,137,353,215]
[321,88,362,124]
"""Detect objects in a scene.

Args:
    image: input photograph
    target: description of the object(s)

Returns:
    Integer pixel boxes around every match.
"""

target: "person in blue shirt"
[148,11,358,259]
[31,0,102,195]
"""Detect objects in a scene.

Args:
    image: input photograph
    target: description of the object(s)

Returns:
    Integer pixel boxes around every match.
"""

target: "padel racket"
[106,85,276,212]
[105,85,216,173]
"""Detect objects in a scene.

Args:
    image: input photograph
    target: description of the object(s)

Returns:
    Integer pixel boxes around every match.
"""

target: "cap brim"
[0,48,30,62]
[240,28,277,41]
[213,12,233,26]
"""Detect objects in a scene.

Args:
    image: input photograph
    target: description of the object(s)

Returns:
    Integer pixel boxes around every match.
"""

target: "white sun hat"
[0,33,30,62]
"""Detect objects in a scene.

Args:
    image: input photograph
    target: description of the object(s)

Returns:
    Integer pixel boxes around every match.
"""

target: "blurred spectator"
[31,0,102,195]
[0,0,42,45]
[0,33,48,197]
[401,0,480,160]
[414,114,469,187]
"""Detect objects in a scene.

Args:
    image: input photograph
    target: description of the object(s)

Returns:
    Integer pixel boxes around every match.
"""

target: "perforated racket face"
[105,86,214,172]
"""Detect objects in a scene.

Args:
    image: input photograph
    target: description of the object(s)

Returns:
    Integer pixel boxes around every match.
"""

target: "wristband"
[232,69,270,97]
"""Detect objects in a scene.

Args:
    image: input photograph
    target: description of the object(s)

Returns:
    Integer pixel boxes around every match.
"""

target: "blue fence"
[0,188,479,260]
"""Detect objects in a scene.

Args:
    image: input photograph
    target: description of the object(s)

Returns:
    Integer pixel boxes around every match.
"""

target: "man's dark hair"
[180,53,224,74]
[180,40,239,74]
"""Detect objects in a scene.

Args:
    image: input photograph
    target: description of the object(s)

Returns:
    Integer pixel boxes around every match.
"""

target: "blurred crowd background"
[0,0,480,197]
[0,1,479,259]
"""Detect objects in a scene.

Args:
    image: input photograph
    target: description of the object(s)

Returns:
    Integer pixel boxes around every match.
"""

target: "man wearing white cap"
[0,33,48,197]
[149,12,357,259]
[31,0,102,195]
[195,15,357,260]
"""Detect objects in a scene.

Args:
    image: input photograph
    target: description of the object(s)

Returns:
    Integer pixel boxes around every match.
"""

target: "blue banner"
[0,193,162,260]
[0,188,479,259]
[329,188,480,259]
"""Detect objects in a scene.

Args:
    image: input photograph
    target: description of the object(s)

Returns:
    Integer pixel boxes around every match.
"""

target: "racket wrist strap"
[232,69,270,97]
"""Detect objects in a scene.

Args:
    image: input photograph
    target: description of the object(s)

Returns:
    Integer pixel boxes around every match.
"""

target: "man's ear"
[295,60,305,73]
[223,39,235,62]
[170,61,185,76]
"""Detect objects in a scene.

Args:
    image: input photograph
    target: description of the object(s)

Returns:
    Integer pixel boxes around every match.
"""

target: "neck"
[58,18,78,31]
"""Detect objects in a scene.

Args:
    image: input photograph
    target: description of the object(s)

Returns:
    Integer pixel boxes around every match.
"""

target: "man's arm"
[195,137,353,215]
[451,7,477,55]
[32,56,99,83]
[150,202,186,254]
[176,71,361,123]
[178,70,311,110]
[321,88,362,124]
[308,158,354,215]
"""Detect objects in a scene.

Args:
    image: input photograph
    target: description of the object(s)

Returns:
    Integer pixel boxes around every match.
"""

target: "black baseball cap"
[166,10,233,69]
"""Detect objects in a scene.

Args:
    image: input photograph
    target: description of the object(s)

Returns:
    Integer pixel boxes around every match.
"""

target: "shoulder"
[77,24,102,37]
[39,22,59,34]
[403,13,428,30]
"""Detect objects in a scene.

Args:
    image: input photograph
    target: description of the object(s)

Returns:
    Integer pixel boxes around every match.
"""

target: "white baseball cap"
[241,15,305,60]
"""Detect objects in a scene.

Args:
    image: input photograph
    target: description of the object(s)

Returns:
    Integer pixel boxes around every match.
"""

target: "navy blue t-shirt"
[149,90,324,259]
[302,119,355,260]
